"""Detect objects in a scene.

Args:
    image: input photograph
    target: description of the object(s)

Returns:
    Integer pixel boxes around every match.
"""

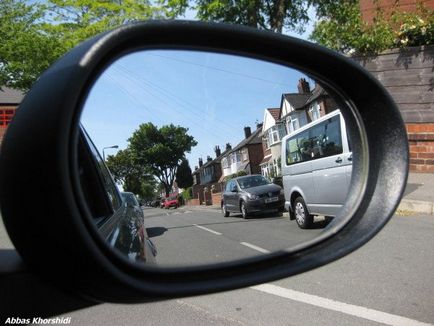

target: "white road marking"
[184,210,192,214]
[240,242,270,254]
[172,212,181,215]
[193,224,222,235]
[251,284,433,326]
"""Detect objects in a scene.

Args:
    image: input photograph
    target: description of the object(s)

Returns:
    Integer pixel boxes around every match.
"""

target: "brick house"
[191,146,229,205]
[0,87,25,146]
[220,125,264,179]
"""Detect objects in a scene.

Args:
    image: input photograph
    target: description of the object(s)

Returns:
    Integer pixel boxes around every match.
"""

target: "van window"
[310,115,342,158]
[286,115,343,166]
[286,130,311,165]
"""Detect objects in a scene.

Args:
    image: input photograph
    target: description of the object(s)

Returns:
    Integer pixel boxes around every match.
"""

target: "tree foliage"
[128,123,197,196]
[310,0,433,55]
[175,158,193,189]
[181,0,311,33]
[0,0,65,91]
[106,148,157,200]
[0,0,181,91]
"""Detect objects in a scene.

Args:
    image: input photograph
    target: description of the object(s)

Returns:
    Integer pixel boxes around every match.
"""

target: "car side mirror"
[0,21,408,309]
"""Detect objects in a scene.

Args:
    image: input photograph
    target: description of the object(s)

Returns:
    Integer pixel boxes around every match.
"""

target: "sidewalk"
[186,172,434,215]
[399,172,434,215]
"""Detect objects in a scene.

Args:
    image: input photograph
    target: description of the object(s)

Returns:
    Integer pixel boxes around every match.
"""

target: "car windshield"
[237,176,270,189]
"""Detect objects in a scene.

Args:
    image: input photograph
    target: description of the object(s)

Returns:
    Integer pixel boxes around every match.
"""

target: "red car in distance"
[164,195,179,209]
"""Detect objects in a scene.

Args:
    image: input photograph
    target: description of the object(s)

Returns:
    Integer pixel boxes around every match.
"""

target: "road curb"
[398,199,434,215]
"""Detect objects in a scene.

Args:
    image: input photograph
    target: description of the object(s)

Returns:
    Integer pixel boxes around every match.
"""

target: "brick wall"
[247,143,265,175]
[360,0,434,23]
[0,105,17,146]
[407,123,434,172]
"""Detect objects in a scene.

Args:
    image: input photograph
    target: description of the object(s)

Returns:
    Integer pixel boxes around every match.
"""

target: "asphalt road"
[1,211,434,325]
[142,206,325,267]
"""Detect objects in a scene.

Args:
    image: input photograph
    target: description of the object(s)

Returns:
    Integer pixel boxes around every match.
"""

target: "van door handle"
[348,154,353,161]
[335,157,343,163]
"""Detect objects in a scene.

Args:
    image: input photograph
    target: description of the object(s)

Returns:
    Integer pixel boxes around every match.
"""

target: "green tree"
[0,0,64,91]
[175,158,193,189]
[128,122,197,196]
[1,0,183,91]
[163,0,311,33]
[106,148,156,199]
[310,1,433,55]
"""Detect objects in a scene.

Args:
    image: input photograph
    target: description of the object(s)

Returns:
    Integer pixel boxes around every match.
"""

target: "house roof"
[0,87,25,104]
[200,147,232,169]
[267,108,281,121]
[305,84,326,106]
[227,126,262,154]
[282,93,311,110]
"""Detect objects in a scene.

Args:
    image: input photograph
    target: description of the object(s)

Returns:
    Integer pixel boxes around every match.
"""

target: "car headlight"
[248,194,260,200]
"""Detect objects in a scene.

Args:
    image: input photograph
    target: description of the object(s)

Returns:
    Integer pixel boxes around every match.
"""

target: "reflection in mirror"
[80,50,353,268]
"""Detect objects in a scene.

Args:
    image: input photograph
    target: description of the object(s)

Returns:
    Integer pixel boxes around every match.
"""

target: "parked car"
[164,196,179,209]
[221,175,285,219]
[281,110,352,229]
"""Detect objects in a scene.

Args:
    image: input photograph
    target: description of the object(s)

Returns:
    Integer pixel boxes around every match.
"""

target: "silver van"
[281,110,352,228]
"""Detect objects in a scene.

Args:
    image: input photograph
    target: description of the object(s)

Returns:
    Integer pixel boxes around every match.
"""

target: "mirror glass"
[80,50,353,268]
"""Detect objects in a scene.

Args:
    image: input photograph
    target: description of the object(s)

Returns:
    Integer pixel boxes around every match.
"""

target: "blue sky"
[81,50,313,169]
[80,6,317,169]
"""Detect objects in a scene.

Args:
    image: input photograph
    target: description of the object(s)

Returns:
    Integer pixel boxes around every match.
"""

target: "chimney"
[226,143,232,151]
[199,158,203,167]
[244,126,252,138]
[297,78,310,94]
[206,155,213,162]
[214,145,221,157]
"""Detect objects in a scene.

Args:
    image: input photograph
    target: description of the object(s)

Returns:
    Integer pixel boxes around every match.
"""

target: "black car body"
[221,175,285,218]
[78,128,157,264]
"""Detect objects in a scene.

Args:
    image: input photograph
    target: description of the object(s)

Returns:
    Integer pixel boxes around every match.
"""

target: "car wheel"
[222,202,229,217]
[240,201,249,219]
[293,197,313,229]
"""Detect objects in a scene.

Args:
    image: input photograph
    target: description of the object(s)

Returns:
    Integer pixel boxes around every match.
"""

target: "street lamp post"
[102,145,119,161]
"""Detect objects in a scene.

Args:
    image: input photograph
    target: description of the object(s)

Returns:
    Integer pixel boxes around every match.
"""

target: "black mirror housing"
[0,20,408,308]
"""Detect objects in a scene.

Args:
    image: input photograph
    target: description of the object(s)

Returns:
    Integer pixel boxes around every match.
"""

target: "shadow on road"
[146,227,168,238]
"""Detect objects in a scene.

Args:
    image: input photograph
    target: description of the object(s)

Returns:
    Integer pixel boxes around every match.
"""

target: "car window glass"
[83,130,122,211]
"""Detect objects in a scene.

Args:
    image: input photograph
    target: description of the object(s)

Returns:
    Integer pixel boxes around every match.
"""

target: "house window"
[267,125,284,146]
[310,103,321,121]
[287,116,299,133]
[231,152,242,163]
[222,157,229,168]
[242,149,248,161]
[0,109,15,128]
[271,127,279,143]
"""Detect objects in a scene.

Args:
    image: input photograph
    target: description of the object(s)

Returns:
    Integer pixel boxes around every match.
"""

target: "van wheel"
[293,197,313,229]
[240,201,249,219]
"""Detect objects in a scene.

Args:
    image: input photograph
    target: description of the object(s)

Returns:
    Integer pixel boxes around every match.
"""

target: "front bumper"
[244,196,285,213]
